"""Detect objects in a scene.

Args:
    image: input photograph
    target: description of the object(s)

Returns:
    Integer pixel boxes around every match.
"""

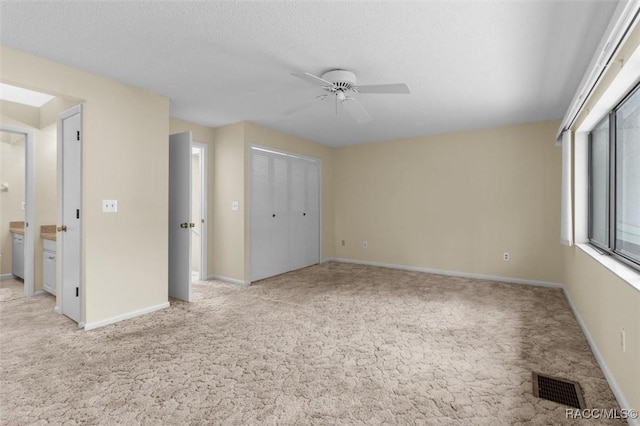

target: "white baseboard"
[0,273,15,281]
[206,274,250,286]
[562,288,639,426]
[83,302,170,331]
[322,257,563,288]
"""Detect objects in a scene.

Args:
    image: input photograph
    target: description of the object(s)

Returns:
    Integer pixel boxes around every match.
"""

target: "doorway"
[0,126,35,298]
[191,143,207,282]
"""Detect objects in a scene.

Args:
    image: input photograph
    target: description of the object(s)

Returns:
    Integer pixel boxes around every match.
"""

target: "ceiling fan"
[288,69,410,123]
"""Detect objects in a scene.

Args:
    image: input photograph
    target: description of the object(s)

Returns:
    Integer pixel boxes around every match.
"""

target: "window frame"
[588,83,640,271]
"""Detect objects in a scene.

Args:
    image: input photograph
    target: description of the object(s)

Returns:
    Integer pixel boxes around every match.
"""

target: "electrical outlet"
[102,200,118,213]
[341,240,345,246]
[363,241,368,249]
[621,328,626,352]
[503,252,510,261]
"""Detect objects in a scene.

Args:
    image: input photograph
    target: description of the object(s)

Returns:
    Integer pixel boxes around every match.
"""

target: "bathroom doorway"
[0,127,34,298]
[191,143,207,282]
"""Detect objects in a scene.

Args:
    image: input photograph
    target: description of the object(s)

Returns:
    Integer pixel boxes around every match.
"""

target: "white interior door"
[169,132,192,301]
[59,106,82,323]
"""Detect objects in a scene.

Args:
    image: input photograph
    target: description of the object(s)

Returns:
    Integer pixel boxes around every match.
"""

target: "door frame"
[248,144,322,283]
[57,105,83,325]
[192,142,208,281]
[0,125,35,297]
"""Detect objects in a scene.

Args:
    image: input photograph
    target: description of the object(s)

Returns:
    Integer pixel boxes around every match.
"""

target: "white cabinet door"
[43,250,56,295]
[12,233,24,279]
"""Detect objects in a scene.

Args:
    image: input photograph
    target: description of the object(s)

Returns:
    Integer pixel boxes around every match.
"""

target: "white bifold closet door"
[250,148,320,282]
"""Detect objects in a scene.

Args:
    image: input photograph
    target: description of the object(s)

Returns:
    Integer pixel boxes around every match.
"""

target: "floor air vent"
[532,372,586,409]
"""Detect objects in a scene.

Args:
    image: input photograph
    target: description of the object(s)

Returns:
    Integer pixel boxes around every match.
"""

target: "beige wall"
[563,248,640,410]
[0,132,25,275]
[563,22,640,412]
[1,46,170,325]
[0,100,39,128]
[333,120,563,283]
[34,123,57,291]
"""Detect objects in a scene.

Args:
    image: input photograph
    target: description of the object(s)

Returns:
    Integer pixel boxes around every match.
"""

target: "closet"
[250,146,320,282]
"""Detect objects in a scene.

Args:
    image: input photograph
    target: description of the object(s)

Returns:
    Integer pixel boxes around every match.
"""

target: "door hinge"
[76,287,79,297]
[76,131,80,141]
[76,209,80,219]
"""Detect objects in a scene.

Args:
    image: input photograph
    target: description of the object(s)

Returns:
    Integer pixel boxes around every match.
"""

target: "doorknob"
[57,225,67,232]
[180,223,189,228]
[190,223,195,228]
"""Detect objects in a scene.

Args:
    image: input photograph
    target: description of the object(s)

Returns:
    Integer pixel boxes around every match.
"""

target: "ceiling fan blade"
[343,97,372,124]
[291,72,334,87]
[354,83,410,94]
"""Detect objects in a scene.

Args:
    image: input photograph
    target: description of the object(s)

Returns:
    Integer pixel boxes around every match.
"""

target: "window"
[589,84,640,269]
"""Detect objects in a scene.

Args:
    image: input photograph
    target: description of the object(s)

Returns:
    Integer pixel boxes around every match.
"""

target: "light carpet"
[0,262,623,425]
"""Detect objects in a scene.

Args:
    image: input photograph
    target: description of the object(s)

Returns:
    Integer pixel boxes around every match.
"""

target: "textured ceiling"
[0,1,618,146]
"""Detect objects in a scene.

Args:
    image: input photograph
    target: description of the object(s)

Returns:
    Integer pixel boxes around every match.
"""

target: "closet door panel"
[250,151,273,281]
[272,156,290,275]
[304,161,320,266]
[289,158,308,271]
[250,147,321,282]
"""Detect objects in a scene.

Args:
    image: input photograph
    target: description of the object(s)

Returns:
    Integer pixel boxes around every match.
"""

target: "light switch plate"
[232,201,239,211]
[102,199,117,213]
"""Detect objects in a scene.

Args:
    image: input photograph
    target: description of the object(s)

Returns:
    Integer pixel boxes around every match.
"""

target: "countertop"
[9,221,24,235]
[41,225,56,241]
[8,222,57,240]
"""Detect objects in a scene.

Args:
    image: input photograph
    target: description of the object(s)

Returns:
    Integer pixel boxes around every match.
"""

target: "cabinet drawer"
[43,238,56,253]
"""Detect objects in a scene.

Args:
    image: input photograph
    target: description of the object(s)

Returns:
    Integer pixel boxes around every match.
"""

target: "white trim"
[560,130,573,247]
[557,0,640,140]
[577,40,640,133]
[322,258,563,288]
[577,244,640,292]
[53,306,60,314]
[0,274,15,281]
[562,287,639,426]
[83,302,170,331]
[574,132,589,244]
[207,274,250,286]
